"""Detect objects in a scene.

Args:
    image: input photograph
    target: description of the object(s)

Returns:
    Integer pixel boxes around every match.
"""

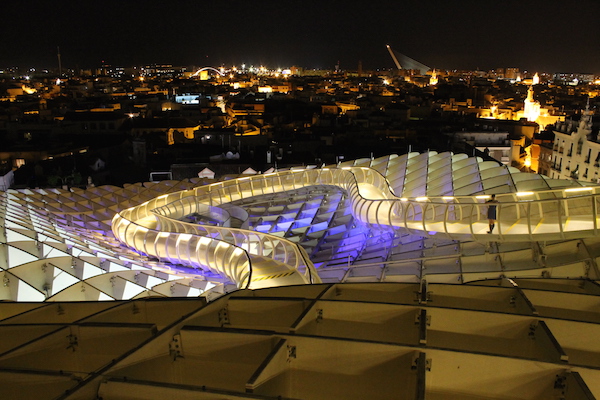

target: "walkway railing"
[112,166,600,288]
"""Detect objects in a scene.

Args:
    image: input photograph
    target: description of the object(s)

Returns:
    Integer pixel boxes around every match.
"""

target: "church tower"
[523,85,541,122]
[429,69,438,86]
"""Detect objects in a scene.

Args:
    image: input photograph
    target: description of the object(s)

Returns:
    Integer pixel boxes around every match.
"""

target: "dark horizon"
[4,0,600,74]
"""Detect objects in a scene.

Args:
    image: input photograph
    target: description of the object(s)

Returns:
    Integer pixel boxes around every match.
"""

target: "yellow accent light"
[565,187,593,193]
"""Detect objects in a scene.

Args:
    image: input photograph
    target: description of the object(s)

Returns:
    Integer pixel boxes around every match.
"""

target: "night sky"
[3,0,600,73]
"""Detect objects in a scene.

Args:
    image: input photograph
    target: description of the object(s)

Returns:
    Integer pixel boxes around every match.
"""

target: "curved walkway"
[112,164,600,288]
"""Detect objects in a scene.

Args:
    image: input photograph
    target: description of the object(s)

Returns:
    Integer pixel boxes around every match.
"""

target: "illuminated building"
[1,152,600,398]
[515,85,563,130]
[551,101,600,182]
[506,87,563,171]
[429,69,438,86]
[522,85,541,123]
[141,64,181,78]
[504,67,520,81]
[554,72,595,85]
[129,117,201,145]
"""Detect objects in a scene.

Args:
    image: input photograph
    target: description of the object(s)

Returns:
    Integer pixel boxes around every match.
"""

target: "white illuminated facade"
[1,152,600,398]
[514,85,563,130]
[523,85,541,122]
[552,102,600,182]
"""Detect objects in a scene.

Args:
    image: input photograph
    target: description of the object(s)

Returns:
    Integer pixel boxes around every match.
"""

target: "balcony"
[585,158,590,164]
[567,151,572,157]
[559,147,564,154]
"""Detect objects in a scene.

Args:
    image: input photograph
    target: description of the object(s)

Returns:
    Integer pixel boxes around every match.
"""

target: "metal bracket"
[287,345,296,362]
[169,334,183,361]
[528,321,538,339]
[415,311,431,326]
[316,309,323,323]
[219,306,230,326]
[66,333,78,352]
[412,354,432,371]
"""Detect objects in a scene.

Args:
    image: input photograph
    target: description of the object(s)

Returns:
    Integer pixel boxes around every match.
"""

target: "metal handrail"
[111,215,253,286]
[112,166,600,288]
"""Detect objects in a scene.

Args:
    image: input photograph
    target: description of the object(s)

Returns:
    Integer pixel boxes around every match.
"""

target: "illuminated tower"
[523,85,541,122]
[532,72,540,85]
[429,69,438,86]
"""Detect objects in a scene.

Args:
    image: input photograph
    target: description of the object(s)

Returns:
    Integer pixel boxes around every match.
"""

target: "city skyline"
[4,0,600,73]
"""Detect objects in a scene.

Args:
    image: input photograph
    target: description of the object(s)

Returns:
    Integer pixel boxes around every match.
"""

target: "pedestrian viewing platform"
[112,153,600,289]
